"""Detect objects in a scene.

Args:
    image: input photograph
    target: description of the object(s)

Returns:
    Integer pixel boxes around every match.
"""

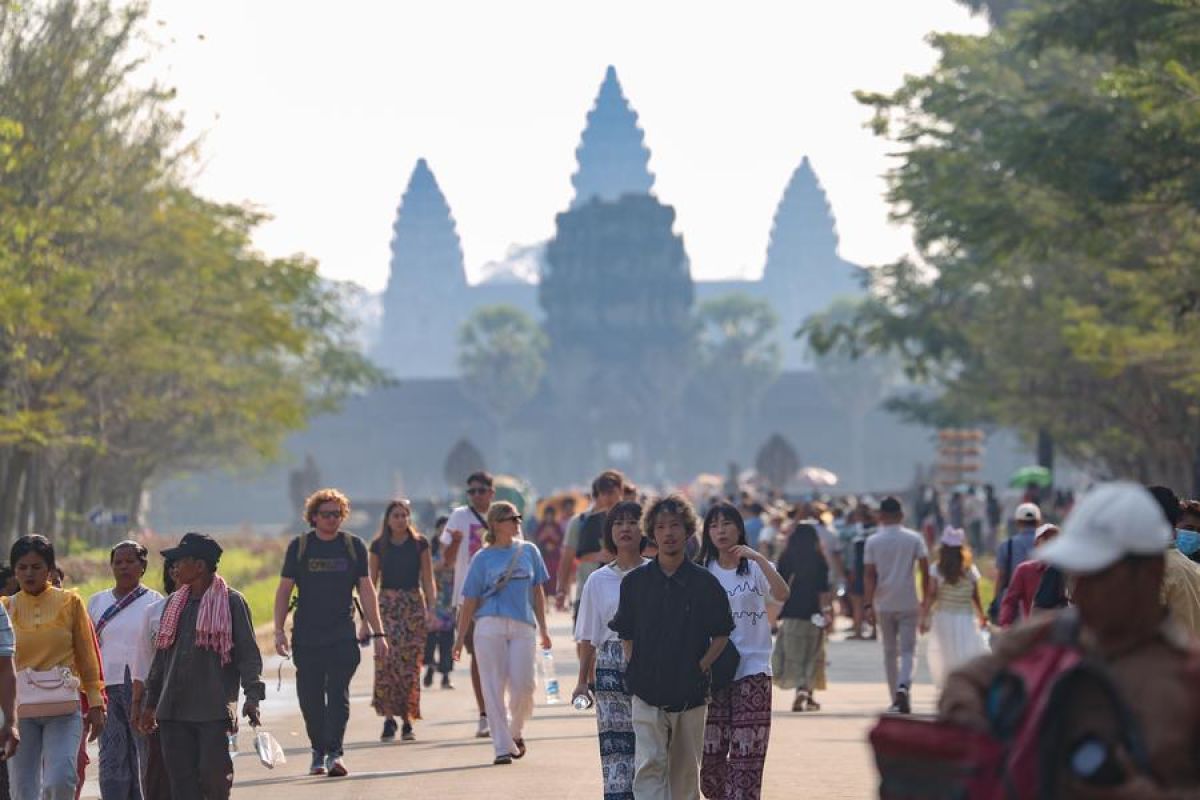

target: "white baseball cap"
[1037,482,1171,574]
[1014,502,1042,523]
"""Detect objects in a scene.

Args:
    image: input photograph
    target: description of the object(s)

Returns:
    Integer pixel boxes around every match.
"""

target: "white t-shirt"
[574,559,649,646]
[87,587,162,686]
[132,596,169,682]
[707,559,773,681]
[440,505,490,607]
[864,525,929,613]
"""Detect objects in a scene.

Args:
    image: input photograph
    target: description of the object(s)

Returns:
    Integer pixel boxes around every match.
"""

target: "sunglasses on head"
[316,510,342,520]
[467,487,491,496]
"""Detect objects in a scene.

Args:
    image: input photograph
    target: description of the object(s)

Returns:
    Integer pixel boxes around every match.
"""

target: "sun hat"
[1034,523,1059,543]
[1037,482,1170,574]
[939,526,966,547]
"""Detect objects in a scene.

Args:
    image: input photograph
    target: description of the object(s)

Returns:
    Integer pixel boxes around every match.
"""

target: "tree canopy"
[0,0,380,545]
[804,0,1200,490]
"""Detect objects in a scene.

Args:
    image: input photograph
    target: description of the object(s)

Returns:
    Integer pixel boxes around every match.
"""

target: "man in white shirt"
[863,497,929,714]
[87,540,163,800]
[439,471,494,738]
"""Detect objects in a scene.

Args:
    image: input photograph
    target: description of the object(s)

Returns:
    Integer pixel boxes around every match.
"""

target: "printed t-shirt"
[440,506,488,607]
[460,541,549,628]
[707,559,774,681]
[574,559,648,646]
[281,531,369,648]
[863,525,928,613]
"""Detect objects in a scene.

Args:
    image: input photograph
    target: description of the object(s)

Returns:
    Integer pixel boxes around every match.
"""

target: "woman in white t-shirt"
[87,541,162,800]
[697,502,790,800]
[571,501,647,800]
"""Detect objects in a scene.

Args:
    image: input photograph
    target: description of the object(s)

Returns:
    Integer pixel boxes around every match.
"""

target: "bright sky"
[142,1,986,291]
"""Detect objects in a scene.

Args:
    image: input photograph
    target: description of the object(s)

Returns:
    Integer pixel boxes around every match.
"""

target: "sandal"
[512,738,526,759]
[805,695,821,712]
[792,693,807,712]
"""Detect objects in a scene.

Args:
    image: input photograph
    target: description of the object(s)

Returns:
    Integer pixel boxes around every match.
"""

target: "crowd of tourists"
[2,467,1200,799]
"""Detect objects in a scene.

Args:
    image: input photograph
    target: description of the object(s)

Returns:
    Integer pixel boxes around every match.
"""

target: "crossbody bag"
[482,543,525,599]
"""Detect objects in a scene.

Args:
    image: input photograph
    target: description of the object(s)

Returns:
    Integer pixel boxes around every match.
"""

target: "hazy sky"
[142,1,985,292]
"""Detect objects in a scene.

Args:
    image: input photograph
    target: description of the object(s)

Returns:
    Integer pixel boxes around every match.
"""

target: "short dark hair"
[10,535,55,572]
[592,470,625,498]
[880,496,903,515]
[110,540,148,567]
[1148,485,1182,527]
[467,471,494,488]
[603,501,644,553]
[642,494,700,542]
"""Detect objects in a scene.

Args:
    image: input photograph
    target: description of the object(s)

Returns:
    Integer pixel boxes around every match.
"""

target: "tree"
[0,0,381,546]
[805,0,1200,490]
[457,305,546,468]
[755,434,799,492]
[697,293,781,457]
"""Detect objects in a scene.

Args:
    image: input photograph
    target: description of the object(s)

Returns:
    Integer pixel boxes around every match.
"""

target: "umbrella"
[797,466,839,488]
[1009,465,1052,489]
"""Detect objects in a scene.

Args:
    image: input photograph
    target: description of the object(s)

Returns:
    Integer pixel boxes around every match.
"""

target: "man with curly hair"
[273,488,387,777]
[610,494,733,800]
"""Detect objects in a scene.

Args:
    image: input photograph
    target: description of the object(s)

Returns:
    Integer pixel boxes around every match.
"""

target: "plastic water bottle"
[541,648,561,704]
[227,732,238,754]
[572,693,594,711]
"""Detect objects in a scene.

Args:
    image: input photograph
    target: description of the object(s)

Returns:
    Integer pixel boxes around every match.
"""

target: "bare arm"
[368,552,382,588]
[357,576,385,635]
[699,636,728,673]
[622,640,633,663]
[918,557,931,605]
[443,527,464,567]
[750,551,790,603]
[864,564,879,609]
[420,546,437,615]
[273,578,295,657]
[532,584,551,650]
[557,544,577,601]
[0,654,14,757]
[453,598,480,659]
[574,641,597,698]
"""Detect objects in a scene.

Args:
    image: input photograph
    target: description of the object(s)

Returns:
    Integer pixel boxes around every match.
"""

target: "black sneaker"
[401,721,415,742]
[381,718,398,742]
[441,674,453,689]
[493,754,513,765]
[423,667,434,688]
[889,685,912,714]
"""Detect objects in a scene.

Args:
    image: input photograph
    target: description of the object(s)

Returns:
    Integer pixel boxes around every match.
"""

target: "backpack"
[288,531,362,617]
[576,512,606,558]
[869,610,1151,799]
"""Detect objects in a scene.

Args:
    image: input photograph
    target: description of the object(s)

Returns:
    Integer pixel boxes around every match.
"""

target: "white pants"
[631,696,707,800]
[473,615,536,757]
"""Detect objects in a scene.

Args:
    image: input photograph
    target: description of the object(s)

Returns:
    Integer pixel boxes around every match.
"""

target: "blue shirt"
[0,602,12,657]
[461,541,549,627]
[996,528,1037,599]
[743,516,764,549]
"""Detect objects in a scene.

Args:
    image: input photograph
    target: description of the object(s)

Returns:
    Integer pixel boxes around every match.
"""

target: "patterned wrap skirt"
[595,640,635,800]
[373,588,427,718]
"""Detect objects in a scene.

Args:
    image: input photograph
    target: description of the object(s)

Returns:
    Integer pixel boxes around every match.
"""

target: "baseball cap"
[1037,482,1170,574]
[1014,503,1042,523]
[161,532,223,565]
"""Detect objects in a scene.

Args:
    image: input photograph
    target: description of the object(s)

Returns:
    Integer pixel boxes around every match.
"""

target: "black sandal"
[512,738,526,759]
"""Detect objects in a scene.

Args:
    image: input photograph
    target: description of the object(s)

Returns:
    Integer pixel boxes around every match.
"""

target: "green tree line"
[804,0,1200,491]
[0,1,380,547]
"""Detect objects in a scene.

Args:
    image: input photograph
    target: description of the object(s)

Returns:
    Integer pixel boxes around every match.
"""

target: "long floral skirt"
[373,588,426,719]
[595,640,635,800]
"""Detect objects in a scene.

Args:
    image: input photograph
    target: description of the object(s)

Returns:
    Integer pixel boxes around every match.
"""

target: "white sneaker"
[475,715,490,738]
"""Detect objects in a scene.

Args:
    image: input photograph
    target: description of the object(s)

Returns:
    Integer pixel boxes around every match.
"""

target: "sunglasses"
[498,515,522,524]
[316,510,342,520]
[467,488,491,496]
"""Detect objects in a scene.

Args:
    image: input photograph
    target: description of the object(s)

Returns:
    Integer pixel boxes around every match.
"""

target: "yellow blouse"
[2,588,105,708]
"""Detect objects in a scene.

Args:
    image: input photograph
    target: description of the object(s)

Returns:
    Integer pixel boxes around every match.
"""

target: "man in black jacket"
[611,495,733,800]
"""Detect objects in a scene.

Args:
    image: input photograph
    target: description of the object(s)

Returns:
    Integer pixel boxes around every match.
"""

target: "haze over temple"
[371,66,862,379]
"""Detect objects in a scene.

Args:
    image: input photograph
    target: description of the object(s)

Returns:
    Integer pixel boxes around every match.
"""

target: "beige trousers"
[631,696,707,800]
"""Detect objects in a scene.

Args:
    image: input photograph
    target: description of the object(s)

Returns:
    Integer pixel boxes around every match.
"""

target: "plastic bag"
[254,729,286,769]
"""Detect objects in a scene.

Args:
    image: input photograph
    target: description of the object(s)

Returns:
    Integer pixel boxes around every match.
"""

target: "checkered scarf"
[155,574,233,665]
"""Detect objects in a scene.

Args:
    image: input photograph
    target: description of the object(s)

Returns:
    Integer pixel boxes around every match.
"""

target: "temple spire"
[374,158,466,378]
[570,66,655,208]
[763,156,840,283]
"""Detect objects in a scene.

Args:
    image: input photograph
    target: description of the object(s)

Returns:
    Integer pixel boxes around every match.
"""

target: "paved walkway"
[213,610,936,800]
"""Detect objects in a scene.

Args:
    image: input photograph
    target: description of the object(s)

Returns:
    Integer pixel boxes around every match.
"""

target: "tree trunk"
[0,450,31,551]
[16,454,35,539]
[1036,429,1055,475]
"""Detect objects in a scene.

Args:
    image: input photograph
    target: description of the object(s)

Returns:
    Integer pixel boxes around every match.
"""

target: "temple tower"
[373,159,468,378]
[570,66,655,207]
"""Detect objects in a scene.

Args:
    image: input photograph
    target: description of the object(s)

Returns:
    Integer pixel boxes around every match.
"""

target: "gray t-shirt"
[863,525,928,613]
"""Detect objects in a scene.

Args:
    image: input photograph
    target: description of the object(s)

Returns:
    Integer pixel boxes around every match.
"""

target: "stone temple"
[150,66,1028,528]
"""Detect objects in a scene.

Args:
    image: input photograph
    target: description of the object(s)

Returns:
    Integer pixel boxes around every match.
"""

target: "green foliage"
[807,0,1200,488]
[458,304,547,425]
[697,293,781,453]
[0,0,382,545]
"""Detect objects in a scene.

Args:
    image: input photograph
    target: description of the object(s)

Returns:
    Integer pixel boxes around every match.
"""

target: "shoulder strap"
[469,508,488,531]
[483,543,525,599]
[296,532,309,562]
[342,532,358,563]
